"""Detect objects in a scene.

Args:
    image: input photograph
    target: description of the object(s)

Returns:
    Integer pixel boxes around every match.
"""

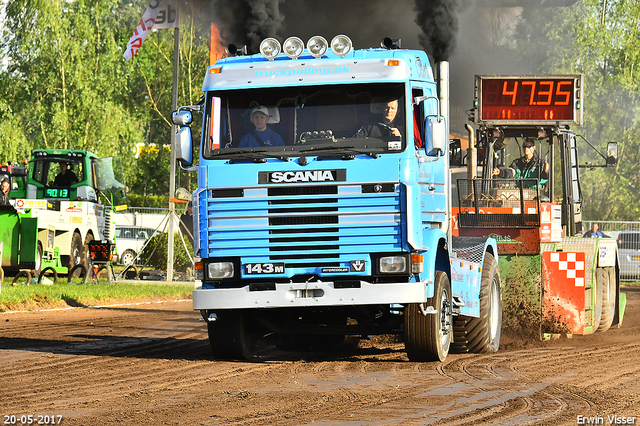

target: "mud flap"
[541,251,586,334]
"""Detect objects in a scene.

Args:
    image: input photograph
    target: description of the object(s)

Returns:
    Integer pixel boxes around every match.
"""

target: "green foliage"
[511,1,640,220]
[141,231,194,272]
[0,0,205,199]
[127,193,169,208]
[0,280,193,312]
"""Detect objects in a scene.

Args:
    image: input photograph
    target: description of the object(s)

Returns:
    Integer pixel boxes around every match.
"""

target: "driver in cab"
[493,138,549,188]
[355,98,403,140]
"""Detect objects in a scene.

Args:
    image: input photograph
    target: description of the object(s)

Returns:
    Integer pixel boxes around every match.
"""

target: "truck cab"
[174,36,501,361]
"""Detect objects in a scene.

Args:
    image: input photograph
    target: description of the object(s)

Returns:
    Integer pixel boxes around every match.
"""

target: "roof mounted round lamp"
[260,38,281,61]
[283,36,305,59]
[331,35,352,58]
[307,36,328,58]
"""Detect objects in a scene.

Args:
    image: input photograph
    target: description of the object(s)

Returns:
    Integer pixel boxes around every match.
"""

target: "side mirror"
[425,116,446,155]
[172,110,192,126]
[606,141,618,166]
[174,126,193,167]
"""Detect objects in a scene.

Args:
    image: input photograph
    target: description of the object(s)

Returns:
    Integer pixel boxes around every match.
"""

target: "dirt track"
[1,287,639,426]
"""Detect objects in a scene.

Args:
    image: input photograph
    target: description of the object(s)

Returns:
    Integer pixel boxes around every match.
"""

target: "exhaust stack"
[437,61,451,237]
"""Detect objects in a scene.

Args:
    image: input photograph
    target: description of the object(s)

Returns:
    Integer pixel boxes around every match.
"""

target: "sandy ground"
[1,287,639,426]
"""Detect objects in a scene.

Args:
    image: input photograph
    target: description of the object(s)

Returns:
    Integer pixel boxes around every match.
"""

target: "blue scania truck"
[172,35,500,361]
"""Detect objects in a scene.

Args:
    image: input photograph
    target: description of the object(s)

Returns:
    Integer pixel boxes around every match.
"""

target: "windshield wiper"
[209,149,289,162]
[301,145,379,159]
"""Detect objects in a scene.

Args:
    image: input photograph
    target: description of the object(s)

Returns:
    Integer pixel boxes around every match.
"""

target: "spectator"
[584,223,608,238]
[0,179,10,205]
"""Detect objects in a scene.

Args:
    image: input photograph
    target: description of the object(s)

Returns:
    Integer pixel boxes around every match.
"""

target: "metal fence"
[584,220,640,281]
[127,206,171,215]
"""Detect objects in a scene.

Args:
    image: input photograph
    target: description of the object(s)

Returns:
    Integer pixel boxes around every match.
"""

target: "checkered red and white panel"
[547,252,585,287]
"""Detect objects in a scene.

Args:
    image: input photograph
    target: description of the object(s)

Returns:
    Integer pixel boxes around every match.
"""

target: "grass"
[0,278,194,312]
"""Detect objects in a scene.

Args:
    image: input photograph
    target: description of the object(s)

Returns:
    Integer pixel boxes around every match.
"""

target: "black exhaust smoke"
[414,0,469,62]
[212,0,284,53]
[202,0,466,62]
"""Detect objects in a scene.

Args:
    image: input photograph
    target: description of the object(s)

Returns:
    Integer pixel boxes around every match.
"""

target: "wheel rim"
[122,252,134,265]
[73,245,82,266]
[489,278,500,341]
[35,246,42,272]
[439,287,452,348]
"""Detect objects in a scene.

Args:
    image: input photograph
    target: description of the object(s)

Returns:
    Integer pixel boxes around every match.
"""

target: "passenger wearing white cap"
[238,105,285,148]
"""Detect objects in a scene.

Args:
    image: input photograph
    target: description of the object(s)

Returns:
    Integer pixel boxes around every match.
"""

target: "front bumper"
[193,279,430,310]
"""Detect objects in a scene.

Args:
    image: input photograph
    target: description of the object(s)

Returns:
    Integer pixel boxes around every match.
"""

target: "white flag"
[124,0,179,62]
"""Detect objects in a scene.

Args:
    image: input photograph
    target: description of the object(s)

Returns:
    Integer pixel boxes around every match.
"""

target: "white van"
[115,226,158,266]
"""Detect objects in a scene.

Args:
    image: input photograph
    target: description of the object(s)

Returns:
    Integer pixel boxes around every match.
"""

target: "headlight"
[307,36,328,58]
[207,262,235,279]
[259,37,281,61]
[283,36,304,59]
[379,256,407,274]
[330,34,352,58]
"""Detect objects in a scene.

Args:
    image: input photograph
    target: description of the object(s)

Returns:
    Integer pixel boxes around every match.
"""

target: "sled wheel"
[591,268,606,333]
[598,266,616,332]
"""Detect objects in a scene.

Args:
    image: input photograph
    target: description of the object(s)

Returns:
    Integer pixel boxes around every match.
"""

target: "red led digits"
[478,76,580,124]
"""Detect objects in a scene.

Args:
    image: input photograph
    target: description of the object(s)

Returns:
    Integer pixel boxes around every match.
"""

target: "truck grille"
[203,184,402,272]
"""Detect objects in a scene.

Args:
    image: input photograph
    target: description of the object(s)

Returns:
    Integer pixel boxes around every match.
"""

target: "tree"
[512,0,640,220]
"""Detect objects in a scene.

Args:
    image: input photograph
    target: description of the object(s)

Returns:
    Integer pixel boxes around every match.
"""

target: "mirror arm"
[576,134,608,162]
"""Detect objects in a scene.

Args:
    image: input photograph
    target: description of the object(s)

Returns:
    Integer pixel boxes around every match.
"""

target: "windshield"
[31,157,85,187]
[202,83,406,159]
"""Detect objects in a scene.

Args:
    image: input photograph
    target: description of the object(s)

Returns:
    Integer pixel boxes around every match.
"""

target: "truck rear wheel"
[206,310,256,360]
[404,270,452,362]
[598,266,616,332]
[451,253,502,353]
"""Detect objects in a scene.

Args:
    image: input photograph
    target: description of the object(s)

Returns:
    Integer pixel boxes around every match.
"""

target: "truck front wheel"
[206,310,256,360]
[404,270,452,362]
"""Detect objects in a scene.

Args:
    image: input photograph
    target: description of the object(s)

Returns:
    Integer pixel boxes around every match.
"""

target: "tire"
[207,310,256,360]
[83,233,93,270]
[451,253,502,353]
[68,232,84,276]
[34,243,43,276]
[119,249,136,266]
[67,264,87,283]
[598,266,617,332]
[96,265,111,281]
[591,268,605,333]
[38,267,58,284]
[404,270,452,362]
[12,270,32,286]
[123,265,138,280]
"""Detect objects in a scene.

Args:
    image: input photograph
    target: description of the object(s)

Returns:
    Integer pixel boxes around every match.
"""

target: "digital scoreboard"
[45,188,69,198]
[474,75,583,125]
